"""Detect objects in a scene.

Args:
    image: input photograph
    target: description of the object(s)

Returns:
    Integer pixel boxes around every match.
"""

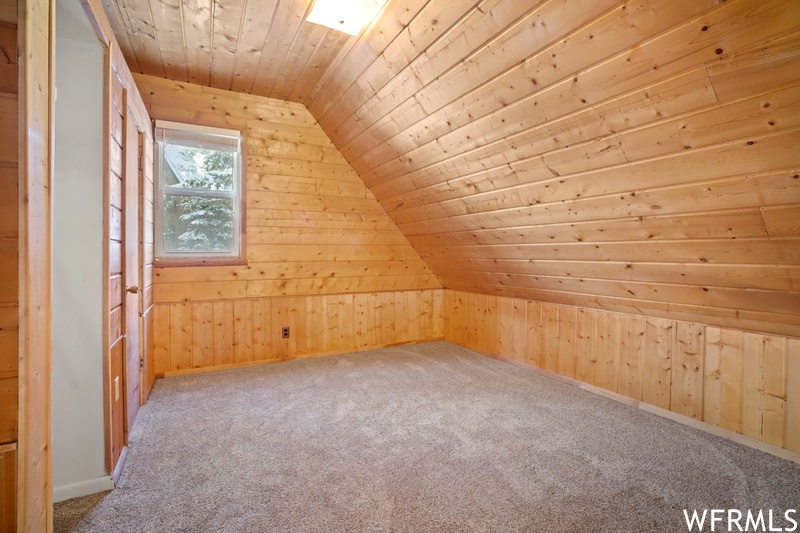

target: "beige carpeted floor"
[55,341,800,532]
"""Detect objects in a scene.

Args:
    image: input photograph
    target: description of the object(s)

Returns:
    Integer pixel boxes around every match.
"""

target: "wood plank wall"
[83,0,154,474]
[140,123,155,400]
[305,0,800,338]
[153,289,444,375]
[133,75,443,374]
[17,0,53,529]
[0,18,17,532]
[98,25,153,481]
[107,60,126,471]
[100,0,353,103]
[444,289,800,453]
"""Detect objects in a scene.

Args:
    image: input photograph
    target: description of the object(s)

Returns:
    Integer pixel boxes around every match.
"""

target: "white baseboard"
[53,475,115,503]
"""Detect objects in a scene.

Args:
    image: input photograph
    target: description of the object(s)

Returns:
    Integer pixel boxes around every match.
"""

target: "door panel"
[123,101,141,435]
[139,130,155,403]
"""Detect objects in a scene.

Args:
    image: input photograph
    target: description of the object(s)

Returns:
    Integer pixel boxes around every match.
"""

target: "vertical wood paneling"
[496,297,513,360]
[743,333,787,447]
[596,312,621,393]
[0,446,15,532]
[541,303,559,373]
[575,309,597,386]
[252,298,272,358]
[191,303,214,369]
[557,306,577,380]
[618,316,646,401]
[213,302,235,366]
[443,290,799,453]
[353,293,369,349]
[526,300,542,368]
[287,297,307,356]
[0,376,16,443]
[153,289,445,375]
[152,303,170,374]
[323,295,339,354]
[447,290,466,346]
[419,290,433,341]
[394,291,409,345]
[0,20,17,482]
[671,323,705,420]
[407,290,421,342]
[431,289,444,339]
[169,304,192,370]
[485,295,499,356]
[787,339,800,453]
[642,318,673,411]
[465,292,478,349]
[339,294,355,351]
[233,300,254,363]
[271,298,289,360]
[17,0,52,528]
[704,327,744,433]
[308,295,325,355]
[510,299,527,365]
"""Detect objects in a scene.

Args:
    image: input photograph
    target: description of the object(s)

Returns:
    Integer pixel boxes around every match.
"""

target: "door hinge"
[139,356,144,370]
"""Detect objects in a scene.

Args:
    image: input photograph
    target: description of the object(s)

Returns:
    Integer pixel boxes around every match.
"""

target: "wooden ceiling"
[100,0,354,102]
[310,0,800,336]
[105,0,800,335]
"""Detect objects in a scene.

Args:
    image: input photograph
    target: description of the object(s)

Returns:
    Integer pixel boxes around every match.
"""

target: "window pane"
[163,195,234,252]
[163,143,235,192]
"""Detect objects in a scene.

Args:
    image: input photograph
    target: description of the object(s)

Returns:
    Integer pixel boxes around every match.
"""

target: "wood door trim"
[101,43,113,474]
[122,95,142,439]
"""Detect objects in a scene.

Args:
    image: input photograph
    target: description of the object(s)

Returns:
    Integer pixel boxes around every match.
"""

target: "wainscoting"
[152,289,444,376]
[444,289,800,454]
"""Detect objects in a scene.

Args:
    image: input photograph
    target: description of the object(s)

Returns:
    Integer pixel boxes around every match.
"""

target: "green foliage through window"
[156,124,241,258]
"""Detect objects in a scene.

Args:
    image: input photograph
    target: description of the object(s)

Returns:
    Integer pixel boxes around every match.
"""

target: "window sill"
[154,256,247,268]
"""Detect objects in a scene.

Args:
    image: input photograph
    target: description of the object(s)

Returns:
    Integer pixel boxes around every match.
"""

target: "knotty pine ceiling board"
[101,0,351,102]
[106,0,800,335]
[307,0,800,336]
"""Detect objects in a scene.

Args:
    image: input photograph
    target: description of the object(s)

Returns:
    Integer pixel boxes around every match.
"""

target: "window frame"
[153,119,246,267]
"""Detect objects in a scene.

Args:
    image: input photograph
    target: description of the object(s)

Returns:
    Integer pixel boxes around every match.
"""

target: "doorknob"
[126,285,139,294]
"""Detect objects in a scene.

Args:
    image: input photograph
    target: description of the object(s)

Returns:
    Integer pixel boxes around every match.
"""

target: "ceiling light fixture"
[306,0,382,36]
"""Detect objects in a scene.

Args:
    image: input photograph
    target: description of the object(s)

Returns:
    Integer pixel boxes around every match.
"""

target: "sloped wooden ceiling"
[106,0,800,336]
[100,0,351,102]
[306,0,800,336]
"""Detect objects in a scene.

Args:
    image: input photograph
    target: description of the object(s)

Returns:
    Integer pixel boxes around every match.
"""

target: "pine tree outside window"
[154,121,243,263]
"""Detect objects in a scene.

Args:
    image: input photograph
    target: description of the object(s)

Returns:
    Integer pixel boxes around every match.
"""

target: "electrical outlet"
[282,326,290,339]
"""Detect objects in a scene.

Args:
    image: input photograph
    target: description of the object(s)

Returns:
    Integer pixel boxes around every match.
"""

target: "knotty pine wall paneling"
[0,17,17,532]
[81,0,154,476]
[444,289,800,455]
[152,289,444,376]
[0,19,17,447]
[106,61,126,472]
[140,126,155,402]
[135,76,443,374]
[18,0,53,528]
[303,0,800,338]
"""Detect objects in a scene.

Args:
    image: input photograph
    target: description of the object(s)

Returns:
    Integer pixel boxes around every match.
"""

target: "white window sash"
[154,121,243,259]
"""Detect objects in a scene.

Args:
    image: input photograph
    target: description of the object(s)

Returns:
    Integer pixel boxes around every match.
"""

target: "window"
[154,120,243,262]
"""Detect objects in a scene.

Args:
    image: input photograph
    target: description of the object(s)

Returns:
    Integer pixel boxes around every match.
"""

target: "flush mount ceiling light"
[306,0,382,35]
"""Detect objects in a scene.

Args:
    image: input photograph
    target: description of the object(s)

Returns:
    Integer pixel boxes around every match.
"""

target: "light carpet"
[54,341,800,532]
